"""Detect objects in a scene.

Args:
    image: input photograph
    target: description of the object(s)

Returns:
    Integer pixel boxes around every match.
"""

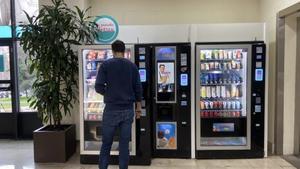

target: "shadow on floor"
[283,155,300,169]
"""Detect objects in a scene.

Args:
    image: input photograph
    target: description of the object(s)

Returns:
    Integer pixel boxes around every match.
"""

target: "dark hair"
[111,40,125,53]
[159,64,165,68]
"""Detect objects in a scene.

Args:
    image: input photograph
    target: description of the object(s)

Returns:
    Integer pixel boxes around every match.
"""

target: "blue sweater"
[95,57,142,111]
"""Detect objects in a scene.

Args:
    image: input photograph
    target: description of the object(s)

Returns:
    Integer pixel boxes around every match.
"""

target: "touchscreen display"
[157,62,175,93]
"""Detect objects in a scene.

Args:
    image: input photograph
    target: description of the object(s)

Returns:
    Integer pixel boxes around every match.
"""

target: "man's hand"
[135,109,142,119]
[135,102,142,119]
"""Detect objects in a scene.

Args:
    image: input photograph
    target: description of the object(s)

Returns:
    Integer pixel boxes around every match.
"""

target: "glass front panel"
[17,42,36,112]
[82,48,133,152]
[199,48,248,147]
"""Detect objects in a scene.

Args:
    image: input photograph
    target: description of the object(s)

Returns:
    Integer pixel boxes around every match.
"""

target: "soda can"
[204,111,209,118]
[204,101,209,110]
[232,50,236,59]
[228,62,232,69]
[224,50,228,60]
[228,51,233,59]
[206,51,212,60]
[211,87,216,98]
[236,61,241,69]
[209,101,214,109]
[200,101,205,109]
[232,111,236,117]
[236,111,241,117]
[210,112,214,118]
[214,50,219,59]
[209,62,215,70]
[232,101,236,109]
[214,112,218,118]
[200,112,204,117]
[227,101,231,110]
[206,86,211,98]
[236,101,241,109]
[201,63,205,70]
[223,101,227,109]
[237,50,242,59]
[219,50,224,59]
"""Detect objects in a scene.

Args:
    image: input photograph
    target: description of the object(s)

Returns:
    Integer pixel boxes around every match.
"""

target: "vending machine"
[195,41,266,158]
[78,45,151,165]
[135,43,191,158]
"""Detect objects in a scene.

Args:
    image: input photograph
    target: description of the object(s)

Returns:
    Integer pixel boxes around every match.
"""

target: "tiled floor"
[0,140,298,169]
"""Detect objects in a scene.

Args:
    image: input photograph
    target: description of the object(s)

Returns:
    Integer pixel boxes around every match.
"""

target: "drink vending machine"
[135,43,191,158]
[195,41,266,158]
[78,45,151,165]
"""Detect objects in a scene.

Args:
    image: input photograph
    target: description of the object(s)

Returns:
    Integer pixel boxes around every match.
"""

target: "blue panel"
[0,26,12,38]
[180,74,188,86]
[255,69,263,81]
[139,69,146,82]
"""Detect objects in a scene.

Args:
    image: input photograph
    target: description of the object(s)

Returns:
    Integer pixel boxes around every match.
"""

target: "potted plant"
[19,0,98,163]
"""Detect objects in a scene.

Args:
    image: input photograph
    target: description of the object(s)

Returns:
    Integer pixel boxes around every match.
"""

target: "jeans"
[99,108,134,169]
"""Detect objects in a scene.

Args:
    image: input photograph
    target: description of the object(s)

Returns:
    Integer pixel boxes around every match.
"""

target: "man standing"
[95,40,142,169]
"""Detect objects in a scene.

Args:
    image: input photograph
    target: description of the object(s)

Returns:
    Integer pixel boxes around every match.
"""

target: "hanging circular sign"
[95,15,119,43]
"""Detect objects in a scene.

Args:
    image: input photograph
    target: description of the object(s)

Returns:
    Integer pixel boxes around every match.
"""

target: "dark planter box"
[33,124,76,163]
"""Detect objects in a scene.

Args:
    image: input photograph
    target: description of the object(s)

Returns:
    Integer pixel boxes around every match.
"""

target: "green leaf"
[18,0,97,127]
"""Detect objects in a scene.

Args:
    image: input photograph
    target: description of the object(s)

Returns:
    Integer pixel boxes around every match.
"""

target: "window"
[15,0,39,25]
[15,0,39,112]
[0,0,12,38]
[17,42,36,112]
[0,0,11,25]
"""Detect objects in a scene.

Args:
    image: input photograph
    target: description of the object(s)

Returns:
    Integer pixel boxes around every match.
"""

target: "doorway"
[275,1,300,157]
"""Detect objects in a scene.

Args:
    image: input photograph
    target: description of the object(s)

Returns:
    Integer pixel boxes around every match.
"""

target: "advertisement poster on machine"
[156,122,177,150]
[157,62,175,93]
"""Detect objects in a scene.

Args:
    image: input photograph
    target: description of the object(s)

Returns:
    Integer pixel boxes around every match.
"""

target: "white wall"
[89,0,261,25]
[260,0,300,154]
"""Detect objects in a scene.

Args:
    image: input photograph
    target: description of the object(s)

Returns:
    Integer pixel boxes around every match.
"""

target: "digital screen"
[255,69,264,81]
[180,74,188,86]
[157,62,175,93]
[139,55,145,60]
[213,123,235,132]
[139,69,146,82]
[156,122,177,150]
[156,47,176,61]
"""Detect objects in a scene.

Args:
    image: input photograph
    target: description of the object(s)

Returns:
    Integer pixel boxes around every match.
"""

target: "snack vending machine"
[195,42,266,158]
[135,43,191,158]
[79,45,151,165]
